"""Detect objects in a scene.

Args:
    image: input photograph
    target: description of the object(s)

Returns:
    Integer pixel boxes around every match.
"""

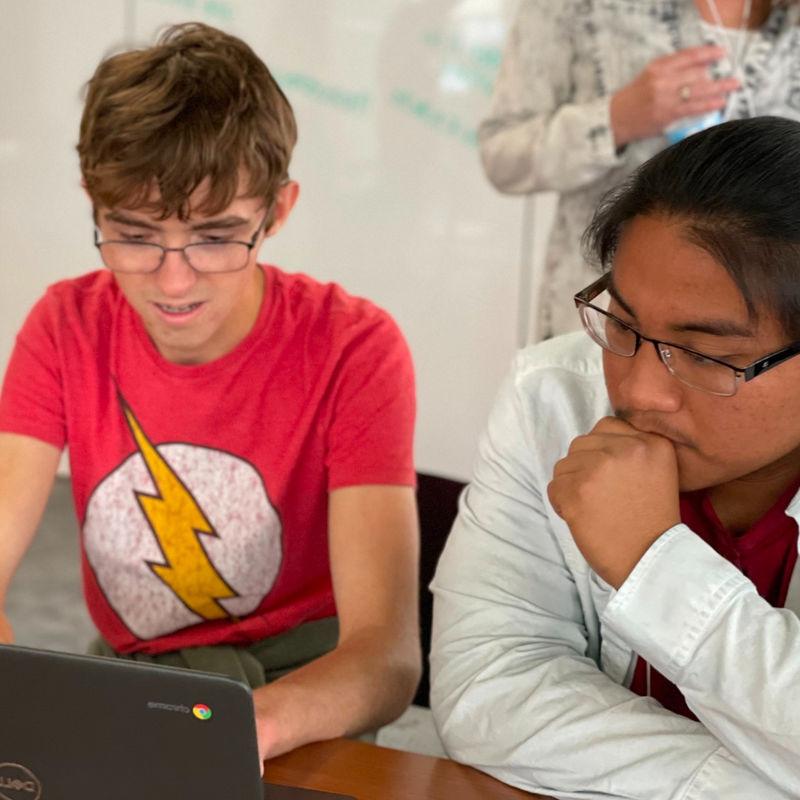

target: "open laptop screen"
[0,644,357,799]
[0,643,265,799]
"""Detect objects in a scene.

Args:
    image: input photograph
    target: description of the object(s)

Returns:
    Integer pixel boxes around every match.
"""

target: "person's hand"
[610,45,740,148]
[0,611,14,644]
[547,417,681,589]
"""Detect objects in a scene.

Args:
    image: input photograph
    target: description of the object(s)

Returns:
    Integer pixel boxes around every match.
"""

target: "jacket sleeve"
[479,0,626,195]
[603,525,800,796]
[429,356,786,800]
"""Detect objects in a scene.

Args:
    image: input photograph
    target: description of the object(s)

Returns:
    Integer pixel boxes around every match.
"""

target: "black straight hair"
[583,116,800,339]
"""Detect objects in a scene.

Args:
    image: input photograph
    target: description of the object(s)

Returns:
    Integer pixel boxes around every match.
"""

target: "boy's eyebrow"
[104,212,250,231]
[607,274,637,318]
[609,273,754,338]
[104,211,160,230]
[190,216,250,231]
[668,319,754,338]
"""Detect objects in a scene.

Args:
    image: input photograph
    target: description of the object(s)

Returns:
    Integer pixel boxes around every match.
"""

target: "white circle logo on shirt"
[84,441,282,641]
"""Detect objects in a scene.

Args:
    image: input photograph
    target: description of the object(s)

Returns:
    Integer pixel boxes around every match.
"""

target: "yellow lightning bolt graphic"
[122,403,236,620]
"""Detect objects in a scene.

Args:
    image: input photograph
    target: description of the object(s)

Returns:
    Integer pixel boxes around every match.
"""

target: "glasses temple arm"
[746,341,800,380]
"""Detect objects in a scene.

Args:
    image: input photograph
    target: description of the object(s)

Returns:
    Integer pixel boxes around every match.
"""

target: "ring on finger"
[679,84,692,102]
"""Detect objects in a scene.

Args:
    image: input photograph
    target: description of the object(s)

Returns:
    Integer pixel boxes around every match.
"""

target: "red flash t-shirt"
[630,480,800,719]
[0,266,416,654]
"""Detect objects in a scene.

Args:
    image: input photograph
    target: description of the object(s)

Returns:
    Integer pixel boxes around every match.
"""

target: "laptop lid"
[0,644,360,800]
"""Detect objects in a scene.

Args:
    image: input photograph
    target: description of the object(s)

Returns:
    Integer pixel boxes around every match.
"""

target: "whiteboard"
[1,0,525,480]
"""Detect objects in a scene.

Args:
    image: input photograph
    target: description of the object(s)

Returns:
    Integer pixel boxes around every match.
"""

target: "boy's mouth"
[156,302,203,314]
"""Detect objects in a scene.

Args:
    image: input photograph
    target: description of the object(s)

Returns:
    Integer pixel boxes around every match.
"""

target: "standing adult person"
[480,0,800,340]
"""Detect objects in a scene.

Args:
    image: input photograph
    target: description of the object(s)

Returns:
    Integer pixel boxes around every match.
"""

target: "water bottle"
[664,109,724,144]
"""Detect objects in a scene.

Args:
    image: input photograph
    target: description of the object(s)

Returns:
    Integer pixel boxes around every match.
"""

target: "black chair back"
[414,472,465,707]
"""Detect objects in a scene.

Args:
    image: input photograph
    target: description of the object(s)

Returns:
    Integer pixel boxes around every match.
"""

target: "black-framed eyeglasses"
[574,273,800,397]
[93,212,268,274]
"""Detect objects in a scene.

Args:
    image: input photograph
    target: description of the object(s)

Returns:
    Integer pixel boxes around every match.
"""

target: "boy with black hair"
[432,117,800,799]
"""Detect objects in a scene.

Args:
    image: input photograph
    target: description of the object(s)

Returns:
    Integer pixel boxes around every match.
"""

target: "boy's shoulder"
[24,270,119,334]
[264,264,400,336]
[509,332,611,441]
[515,331,604,383]
[41,269,118,311]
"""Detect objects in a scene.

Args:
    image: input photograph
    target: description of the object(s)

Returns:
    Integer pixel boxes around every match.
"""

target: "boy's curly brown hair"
[78,22,296,227]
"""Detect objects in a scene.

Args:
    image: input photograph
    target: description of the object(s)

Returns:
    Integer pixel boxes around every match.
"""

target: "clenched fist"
[547,417,681,589]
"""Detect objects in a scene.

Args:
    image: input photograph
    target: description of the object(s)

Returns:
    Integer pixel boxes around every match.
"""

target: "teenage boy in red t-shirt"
[0,23,421,765]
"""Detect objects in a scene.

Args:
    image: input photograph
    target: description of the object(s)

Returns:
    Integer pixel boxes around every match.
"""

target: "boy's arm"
[603,526,800,796]
[0,432,62,643]
[251,483,421,762]
[550,416,800,794]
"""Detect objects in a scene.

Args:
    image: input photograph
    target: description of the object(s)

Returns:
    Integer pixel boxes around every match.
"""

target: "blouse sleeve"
[479,0,626,195]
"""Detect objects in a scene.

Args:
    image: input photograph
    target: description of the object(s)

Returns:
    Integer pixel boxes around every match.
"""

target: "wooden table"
[264,738,552,799]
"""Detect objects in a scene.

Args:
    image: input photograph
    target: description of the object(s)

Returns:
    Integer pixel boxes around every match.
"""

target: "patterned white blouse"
[480,0,800,339]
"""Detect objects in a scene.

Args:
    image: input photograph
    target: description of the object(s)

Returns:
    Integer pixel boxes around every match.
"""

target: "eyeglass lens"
[578,301,737,396]
[98,241,251,274]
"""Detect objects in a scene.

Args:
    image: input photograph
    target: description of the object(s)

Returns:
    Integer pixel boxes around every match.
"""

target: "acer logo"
[0,764,41,800]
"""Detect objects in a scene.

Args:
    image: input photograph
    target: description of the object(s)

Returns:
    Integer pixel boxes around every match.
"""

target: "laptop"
[0,644,354,800]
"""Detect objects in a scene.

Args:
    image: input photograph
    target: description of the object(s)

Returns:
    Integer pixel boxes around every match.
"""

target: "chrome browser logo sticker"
[192,704,212,721]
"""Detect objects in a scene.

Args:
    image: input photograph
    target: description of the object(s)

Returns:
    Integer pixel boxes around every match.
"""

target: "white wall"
[1,0,553,481]
[0,0,127,373]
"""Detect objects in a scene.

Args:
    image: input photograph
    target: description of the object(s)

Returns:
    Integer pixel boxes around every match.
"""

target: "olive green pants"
[88,616,340,689]
[89,616,377,742]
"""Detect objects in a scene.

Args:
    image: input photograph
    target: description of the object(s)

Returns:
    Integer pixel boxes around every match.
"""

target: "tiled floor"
[5,477,444,758]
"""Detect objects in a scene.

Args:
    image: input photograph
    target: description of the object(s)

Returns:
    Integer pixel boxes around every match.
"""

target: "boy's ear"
[264,181,300,238]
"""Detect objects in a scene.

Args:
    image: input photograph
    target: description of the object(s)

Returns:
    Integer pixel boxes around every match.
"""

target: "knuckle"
[547,480,565,515]
[573,478,593,503]
[567,435,588,454]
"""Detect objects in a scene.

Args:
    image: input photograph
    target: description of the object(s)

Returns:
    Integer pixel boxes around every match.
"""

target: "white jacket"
[430,332,800,799]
